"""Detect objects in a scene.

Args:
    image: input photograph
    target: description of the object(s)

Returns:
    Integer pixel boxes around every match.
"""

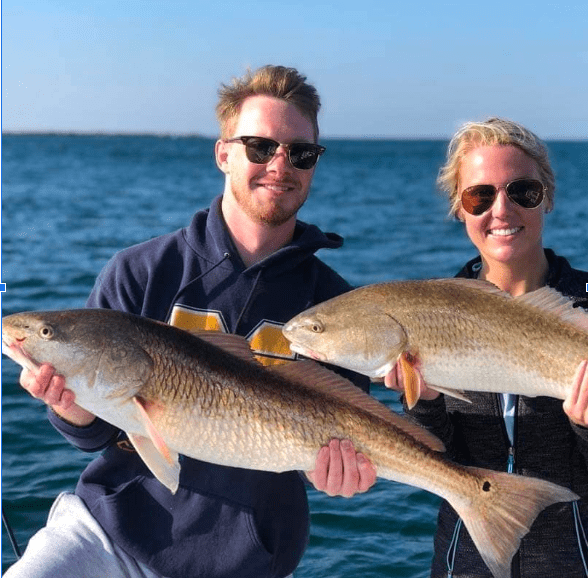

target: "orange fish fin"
[399,353,422,410]
[127,430,180,494]
[454,467,577,578]
[133,397,175,465]
[188,330,260,364]
[272,360,445,452]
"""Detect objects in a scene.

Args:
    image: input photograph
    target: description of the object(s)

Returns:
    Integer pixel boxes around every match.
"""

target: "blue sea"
[2,134,587,576]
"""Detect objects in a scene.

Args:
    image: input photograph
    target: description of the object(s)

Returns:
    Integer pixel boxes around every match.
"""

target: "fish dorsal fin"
[516,286,588,332]
[272,360,445,453]
[436,278,588,332]
[188,330,260,363]
[435,277,510,298]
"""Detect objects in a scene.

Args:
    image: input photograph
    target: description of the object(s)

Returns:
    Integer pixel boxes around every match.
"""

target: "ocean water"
[1,134,587,576]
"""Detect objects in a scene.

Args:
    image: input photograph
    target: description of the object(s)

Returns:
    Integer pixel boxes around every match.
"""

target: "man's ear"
[215,139,230,174]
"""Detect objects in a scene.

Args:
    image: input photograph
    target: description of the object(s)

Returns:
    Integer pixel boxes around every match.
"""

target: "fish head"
[2,310,152,407]
[283,297,407,379]
[2,311,92,375]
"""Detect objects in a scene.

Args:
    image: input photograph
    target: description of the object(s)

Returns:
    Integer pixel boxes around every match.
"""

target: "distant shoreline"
[1,131,210,138]
[2,131,586,143]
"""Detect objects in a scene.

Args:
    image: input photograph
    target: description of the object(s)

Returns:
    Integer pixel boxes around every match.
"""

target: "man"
[10,65,376,578]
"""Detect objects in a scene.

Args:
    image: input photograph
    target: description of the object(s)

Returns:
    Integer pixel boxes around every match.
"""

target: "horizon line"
[2,130,587,143]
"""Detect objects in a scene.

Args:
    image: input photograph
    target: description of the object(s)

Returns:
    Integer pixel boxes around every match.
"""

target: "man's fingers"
[324,439,344,496]
[306,445,329,489]
[307,439,377,497]
[356,453,377,493]
[19,364,69,406]
[337,439,359,497]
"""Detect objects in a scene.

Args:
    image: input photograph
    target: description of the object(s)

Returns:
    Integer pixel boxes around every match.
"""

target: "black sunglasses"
[460,178,546,216]
[225,136,326,170]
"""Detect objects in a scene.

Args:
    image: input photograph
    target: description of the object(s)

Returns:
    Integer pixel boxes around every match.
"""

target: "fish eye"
[39,325,54,339]
[310,322,323,334]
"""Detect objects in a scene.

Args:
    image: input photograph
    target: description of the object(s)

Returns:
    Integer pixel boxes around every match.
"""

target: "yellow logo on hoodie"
[169,304,295,366]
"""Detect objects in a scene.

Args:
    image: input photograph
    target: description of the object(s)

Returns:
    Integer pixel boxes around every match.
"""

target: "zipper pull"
[507,446,515,473]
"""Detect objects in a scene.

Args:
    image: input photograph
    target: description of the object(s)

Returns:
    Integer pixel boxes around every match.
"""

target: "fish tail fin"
[453,468,578,578]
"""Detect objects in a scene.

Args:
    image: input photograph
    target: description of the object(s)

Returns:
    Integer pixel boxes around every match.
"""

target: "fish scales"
[2,307,581,578]
[284,279,588,401]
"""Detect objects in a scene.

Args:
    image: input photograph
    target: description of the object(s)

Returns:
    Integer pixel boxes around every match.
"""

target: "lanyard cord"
[573,500,588,576]
[446,517,463,577]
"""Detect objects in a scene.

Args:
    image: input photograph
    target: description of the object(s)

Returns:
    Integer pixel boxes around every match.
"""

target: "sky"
[2,0,587,139]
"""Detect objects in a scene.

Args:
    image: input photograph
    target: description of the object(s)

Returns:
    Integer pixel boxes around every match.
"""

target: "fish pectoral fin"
[427,385,472,404]
[132,397,176,466]
[399,353,421,410]
[127,432,180,494]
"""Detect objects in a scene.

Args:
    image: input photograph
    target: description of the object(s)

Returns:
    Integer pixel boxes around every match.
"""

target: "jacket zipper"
[446,394,519,577]
[507,396,520,578]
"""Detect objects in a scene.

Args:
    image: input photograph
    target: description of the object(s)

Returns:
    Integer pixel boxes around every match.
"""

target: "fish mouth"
[1,333,38,371]
[288,342,327,362]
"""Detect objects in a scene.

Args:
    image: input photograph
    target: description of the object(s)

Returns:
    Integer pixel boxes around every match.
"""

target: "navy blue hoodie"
[49,195,369,578]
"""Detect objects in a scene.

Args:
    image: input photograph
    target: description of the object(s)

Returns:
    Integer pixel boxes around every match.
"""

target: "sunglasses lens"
[461,179,545,215]
[244,138,277,164]
[506,179,544,209]
[233,137,324,169]
[289,144,322,170]
[461,185,496,215]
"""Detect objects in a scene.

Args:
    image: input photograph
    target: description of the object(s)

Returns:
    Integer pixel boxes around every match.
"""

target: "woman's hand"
[563,360,588,427]
[383,361,440,401]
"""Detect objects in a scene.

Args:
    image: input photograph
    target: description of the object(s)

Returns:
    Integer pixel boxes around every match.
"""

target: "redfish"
[2,307,580,578]
[283,279,588,408]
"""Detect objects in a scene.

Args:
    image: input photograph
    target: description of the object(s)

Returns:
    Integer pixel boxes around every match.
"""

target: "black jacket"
[405,249,588,578]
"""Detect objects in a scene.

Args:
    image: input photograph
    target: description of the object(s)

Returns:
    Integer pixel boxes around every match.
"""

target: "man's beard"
[231,183,308,227]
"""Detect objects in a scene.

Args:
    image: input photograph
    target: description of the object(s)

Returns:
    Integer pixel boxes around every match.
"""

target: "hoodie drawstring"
[165,252,231,323]
[233,269,263,334]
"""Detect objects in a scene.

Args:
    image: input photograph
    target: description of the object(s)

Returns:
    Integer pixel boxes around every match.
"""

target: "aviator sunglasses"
[460,178,546,216]
[225,136,326,170]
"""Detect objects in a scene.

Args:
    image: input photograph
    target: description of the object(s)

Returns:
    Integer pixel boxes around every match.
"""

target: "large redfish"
[2,308,579,578]
[283,279,588,408]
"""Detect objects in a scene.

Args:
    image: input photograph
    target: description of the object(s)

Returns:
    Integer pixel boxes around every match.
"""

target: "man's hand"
[20,363,96,426]
[563,360,588,427]
[21,363,73,408]
[306,439,377,497]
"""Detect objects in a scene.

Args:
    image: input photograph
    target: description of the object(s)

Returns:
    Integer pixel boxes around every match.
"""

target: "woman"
[387,117,588,577]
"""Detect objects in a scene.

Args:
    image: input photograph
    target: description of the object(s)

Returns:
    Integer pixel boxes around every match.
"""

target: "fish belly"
[153,408,318,473]
[423,350,568,400]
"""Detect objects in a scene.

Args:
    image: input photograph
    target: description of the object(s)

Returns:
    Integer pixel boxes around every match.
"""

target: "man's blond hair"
[216,65,321,141]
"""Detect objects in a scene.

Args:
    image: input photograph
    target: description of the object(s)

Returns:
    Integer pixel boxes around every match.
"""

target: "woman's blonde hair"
[438,117,555,218]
